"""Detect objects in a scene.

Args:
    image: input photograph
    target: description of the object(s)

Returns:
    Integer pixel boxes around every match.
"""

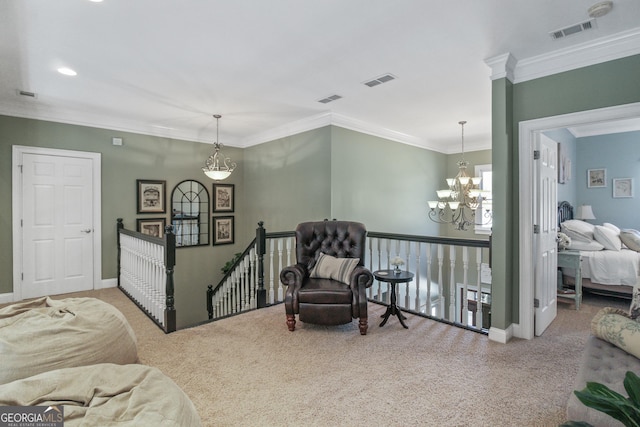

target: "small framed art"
[213,183,234,213]
[213,216,234,245]
[137,218,166,238]
[613,178,633,198]
[137,179,166,213]
[587,169,606,188]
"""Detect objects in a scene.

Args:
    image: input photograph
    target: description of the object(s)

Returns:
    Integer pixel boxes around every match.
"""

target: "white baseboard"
[488,324,513,343]
[0,292,15,304]
[99,278,117,289]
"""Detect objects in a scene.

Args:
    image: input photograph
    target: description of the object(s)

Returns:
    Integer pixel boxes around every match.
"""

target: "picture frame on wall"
[137,179,166,213]
[587,169,606,188]
[213,216,234,245]
[136,218,166,238]
[558,143,571,184]
[213,183,234,213]
[613,178,633,198]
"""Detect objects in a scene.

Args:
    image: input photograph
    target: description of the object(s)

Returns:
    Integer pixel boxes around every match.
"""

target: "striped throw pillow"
[309,253,359,284]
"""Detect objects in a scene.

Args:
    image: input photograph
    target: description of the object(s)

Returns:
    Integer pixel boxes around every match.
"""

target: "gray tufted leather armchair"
[280,220,374,335]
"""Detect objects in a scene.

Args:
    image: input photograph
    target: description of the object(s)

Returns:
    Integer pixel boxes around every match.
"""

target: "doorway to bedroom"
[12,146,102,301]
[518,102,640,340]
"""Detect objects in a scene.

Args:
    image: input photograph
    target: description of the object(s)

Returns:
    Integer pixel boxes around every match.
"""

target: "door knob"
[81,229,92,233]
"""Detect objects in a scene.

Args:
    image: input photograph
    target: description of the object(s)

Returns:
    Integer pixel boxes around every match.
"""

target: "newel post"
[256,221,267,308]
[164,225,177,332]
[116,218,123,289]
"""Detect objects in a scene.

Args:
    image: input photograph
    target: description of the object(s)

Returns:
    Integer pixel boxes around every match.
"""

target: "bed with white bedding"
[557,201,640,299]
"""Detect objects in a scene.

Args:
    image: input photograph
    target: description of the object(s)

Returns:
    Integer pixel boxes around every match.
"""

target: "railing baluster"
[117,219,175,333]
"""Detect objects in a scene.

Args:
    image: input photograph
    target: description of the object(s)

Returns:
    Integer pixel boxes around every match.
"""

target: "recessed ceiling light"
[57,67,77,76]
[89,0,104,2]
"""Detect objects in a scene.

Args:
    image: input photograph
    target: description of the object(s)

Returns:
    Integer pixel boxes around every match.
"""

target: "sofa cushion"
[309,252,359,285]
[567,335,639,426]
[591,307,640,359]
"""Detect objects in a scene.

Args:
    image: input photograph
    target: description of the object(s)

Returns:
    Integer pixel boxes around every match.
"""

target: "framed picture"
[137,179,166,213]
[213,216,234,245]
[137,218,166,238]
[558,143,571,184]
[613,178,633,198]
[213,183,234,213]
[587,169,606,188]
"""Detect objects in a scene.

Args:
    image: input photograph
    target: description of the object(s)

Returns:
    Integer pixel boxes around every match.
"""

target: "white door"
[534,134,558,336]
[21,153,94,298]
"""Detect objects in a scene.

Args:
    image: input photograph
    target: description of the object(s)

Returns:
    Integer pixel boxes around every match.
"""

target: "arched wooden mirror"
[171,180,209,247]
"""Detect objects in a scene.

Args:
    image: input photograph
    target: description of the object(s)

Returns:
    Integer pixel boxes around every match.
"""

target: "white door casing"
[12,146,102,301]
[517,102,640,340]
[534,134,558,336]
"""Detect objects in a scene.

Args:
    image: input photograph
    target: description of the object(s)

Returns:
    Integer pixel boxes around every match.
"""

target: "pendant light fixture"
[428,121,492,230]
[202,114,236,181]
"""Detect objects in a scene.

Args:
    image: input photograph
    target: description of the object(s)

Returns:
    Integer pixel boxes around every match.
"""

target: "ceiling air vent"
[317,94,342,104]
[17,90,37,98]
[363,73,396,87]
[549,19,596,40]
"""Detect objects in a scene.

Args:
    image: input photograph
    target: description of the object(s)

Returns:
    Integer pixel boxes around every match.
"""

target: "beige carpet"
[39,289,630,426]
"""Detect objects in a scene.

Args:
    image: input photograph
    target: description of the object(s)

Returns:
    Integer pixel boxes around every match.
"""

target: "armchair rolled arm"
[281,263,308,314]
[350,266,373,318]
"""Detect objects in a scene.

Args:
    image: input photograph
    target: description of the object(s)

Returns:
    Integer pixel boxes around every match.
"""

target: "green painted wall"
[501,54,640,328]
[243,127,332,234]
[1,115,491,329]
[329,126,444,235]
[0,115,245,328]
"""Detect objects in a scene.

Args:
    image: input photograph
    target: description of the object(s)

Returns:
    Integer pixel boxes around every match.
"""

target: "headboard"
[558,201,574,227]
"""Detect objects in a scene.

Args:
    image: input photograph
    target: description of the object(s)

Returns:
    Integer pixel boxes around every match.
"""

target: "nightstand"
[557,250,582,310]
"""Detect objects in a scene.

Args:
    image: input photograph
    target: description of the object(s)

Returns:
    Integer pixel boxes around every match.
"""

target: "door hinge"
[21,273,24,281]
[534,298,539,308]
[533,150,540,160]
[533,224,540,234]
[18,164,23,173]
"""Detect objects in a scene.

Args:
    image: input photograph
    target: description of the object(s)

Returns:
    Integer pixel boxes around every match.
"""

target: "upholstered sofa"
[567,308,640,426]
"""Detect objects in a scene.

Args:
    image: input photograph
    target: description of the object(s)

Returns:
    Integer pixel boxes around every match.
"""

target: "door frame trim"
[517,102,640,339]
[12,146,102,302]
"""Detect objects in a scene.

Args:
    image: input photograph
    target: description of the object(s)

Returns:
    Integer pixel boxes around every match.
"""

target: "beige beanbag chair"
[0,297,138,384]
[0,363,201,426]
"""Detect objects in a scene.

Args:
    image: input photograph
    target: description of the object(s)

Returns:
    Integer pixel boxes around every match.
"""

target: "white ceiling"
[1,0,640,153]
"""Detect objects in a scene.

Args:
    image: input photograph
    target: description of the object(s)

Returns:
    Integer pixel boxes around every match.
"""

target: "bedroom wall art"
[613,178,633,198]
[587,169,606,188]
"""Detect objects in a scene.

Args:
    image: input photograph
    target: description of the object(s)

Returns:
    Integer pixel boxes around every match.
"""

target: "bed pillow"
[309,252,359,284]
[620,229,640,252]
[591,307,640,359]
[567,239,605,251]
[593,225,622,251]
[603,222,621,234]
[561,220,595,243]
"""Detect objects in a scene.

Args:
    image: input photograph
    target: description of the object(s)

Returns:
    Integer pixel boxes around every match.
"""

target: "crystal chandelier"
[428,121,492,231]
[202,114,236,181]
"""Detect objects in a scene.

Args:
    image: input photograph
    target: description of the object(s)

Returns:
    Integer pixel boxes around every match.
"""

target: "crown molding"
[486,27,640,83]
[0,100,212,144]
[484,53,518,82]
[237,112,333,148]
[567,116,640,137]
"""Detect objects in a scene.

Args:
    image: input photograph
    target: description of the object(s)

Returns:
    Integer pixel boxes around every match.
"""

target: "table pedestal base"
[380,303,408,328]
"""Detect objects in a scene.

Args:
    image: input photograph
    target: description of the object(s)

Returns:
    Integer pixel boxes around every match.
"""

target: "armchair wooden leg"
[286,314,296,331]
[359,317,368,335]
